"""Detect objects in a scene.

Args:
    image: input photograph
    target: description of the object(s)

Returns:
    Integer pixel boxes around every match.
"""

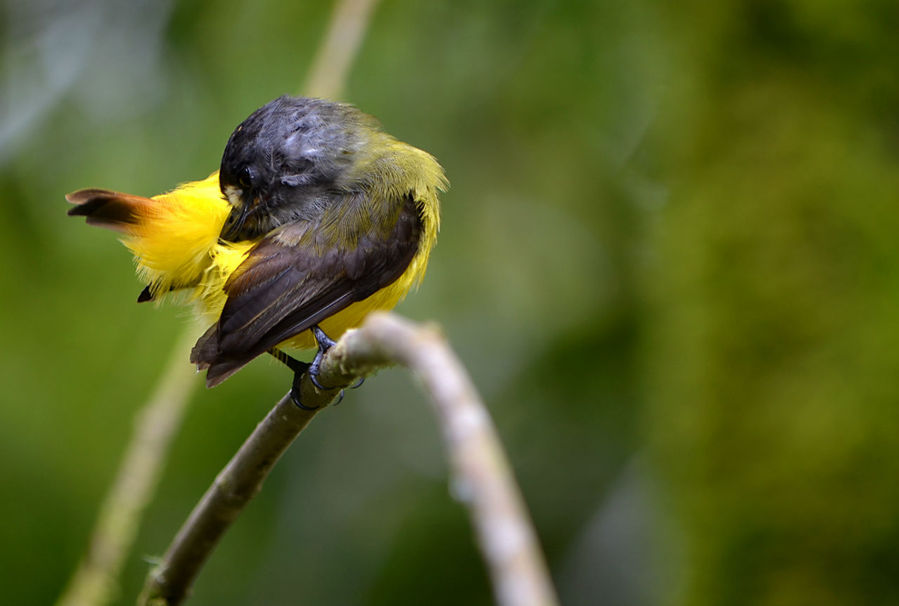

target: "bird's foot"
[270,326,359,409]
[268,348,319,410]
[308,325,338,391]
[308,326,358,404]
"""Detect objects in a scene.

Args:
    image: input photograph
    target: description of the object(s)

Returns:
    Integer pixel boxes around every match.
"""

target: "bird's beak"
[220,203,251,241]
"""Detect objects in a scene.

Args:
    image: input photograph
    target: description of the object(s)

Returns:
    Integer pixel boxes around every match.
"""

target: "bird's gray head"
[219,95,375,241]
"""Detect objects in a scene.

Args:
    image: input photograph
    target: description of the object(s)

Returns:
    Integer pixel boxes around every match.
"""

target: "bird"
[67,95,446,406]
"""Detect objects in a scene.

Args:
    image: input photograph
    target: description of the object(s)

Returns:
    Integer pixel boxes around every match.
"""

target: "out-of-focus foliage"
[0,1,896,605]
[646,2,899,605]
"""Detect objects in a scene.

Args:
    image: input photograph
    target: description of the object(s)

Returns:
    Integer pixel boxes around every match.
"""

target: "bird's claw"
[290,365,319,411]
[308,360,329,391]
[308,324,338,390]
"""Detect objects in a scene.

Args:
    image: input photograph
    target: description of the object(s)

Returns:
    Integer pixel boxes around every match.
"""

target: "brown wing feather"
[191,193,422,386]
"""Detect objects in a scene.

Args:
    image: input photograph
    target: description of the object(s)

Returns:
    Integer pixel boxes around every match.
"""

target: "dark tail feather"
[203,359,248,388]
[66,189,153,233]
[137,285,154,303]
[190,324,250,387]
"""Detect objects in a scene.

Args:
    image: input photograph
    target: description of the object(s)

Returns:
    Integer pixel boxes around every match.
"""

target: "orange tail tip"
[66,189,154,233]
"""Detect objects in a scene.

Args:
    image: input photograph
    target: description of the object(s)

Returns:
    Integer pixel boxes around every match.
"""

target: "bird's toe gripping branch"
[268,348,319,410]
[291,369,326,410]
[307,325,337,391]
[308,325,366,396]
[308,325,366,391]
[270,325,363,410]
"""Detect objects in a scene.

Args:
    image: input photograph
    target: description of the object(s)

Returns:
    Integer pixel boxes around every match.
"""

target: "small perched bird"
[68,96,445,405]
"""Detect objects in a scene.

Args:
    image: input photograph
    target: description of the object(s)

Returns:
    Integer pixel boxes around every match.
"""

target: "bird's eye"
[238,166,254,189]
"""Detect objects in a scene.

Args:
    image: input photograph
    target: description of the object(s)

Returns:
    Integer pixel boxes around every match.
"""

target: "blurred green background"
[2,0,898,604]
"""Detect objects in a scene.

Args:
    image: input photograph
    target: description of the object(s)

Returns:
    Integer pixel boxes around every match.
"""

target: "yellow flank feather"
[123,172,234,295]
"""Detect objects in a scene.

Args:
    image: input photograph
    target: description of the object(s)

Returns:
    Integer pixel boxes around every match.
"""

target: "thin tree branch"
[139,312,560,606]
[137,382,344,605]
[332,314,560,606]
[302,0,381,99]
[55,326,202,606]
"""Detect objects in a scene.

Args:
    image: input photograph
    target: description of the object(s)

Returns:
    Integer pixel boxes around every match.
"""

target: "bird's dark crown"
[219,95,377,241]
